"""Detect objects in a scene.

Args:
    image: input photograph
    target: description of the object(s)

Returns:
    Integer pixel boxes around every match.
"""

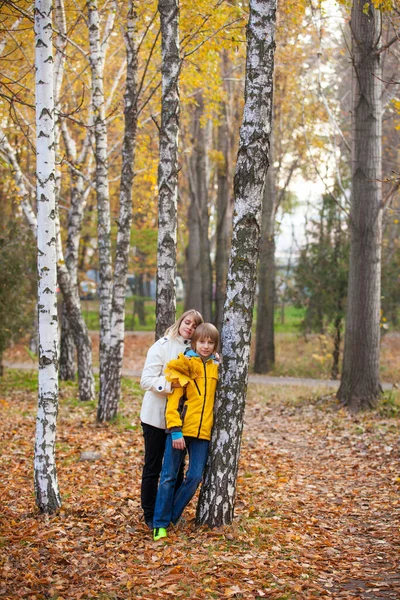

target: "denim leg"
[153,435,185,529]
[172,438,209,525]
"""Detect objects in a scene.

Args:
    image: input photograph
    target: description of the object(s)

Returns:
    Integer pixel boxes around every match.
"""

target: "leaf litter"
[0,373,399,599]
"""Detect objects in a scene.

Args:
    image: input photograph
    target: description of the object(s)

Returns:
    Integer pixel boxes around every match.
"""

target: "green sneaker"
[153,527,167,541]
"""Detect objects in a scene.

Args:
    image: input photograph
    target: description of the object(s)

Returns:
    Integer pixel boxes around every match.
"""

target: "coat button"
[158,386,162,391]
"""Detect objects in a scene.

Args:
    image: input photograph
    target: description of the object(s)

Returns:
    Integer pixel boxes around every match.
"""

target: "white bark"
[155,0,180,339]
[97,0,138,421]
[87,0,113,393]
[197,0,277,527]
[34,0,62,514]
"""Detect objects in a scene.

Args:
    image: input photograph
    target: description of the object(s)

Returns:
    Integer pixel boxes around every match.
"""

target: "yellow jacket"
[164,350,219,440]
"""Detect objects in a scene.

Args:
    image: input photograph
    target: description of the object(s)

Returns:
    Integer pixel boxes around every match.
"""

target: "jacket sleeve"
[165,386,186,432]
[140,340,172,396]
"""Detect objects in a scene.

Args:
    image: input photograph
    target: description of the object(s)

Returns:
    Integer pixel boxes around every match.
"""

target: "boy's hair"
[191,323,219,351]
[164,309,203,338]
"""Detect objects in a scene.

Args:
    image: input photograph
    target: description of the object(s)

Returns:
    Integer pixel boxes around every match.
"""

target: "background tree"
[293,193,349,379]
[0,221,36,376]
[197,0,277,528]
[338,0,384,410]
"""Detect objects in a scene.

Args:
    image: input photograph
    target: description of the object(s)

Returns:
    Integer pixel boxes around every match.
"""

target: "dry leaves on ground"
[0,372,399,599]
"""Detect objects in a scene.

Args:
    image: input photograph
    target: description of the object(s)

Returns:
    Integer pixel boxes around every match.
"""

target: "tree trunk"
[197,0,277,527]
[337,0,383,411]
[155,0,180,339]
[214,53,234,331]
[59,305,76,381]
[34,0,62,514]
[185,92,212,320]
[88,0,114,400]
[98,1,138,422]
[254,153,276,373]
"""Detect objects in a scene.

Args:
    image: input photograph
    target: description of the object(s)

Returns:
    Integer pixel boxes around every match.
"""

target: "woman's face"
[178,315,198,340]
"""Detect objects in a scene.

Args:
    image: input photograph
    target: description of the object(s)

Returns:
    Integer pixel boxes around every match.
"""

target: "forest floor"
[0,367,399,600]
[3,331,400,385]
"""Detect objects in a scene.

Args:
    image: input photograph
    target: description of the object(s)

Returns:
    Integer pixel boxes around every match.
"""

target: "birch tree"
[197,0,277,527]
[97,0,138,421]
[155,0,180,339]
[337,0,383,411]
[34,0,62,513]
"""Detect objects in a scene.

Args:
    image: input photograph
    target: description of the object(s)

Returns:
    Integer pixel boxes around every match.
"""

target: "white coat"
[140,334,192,429]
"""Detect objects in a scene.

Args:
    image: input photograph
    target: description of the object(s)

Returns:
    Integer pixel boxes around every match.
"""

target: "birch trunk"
[59,125,95,401]
[155,0,180,339]
[254,156,276,373]
[197,0,277,527]
[34,0,62,513]
[87,0,113,401]
[97,1,138,422]
[214,63,234,331]
[337,0,382,411]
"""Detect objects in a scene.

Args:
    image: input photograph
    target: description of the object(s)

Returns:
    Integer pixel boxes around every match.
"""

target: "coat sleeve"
[165,386,186,432]
[140,340,172,396]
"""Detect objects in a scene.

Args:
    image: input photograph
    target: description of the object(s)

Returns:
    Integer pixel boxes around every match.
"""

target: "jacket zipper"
[197,360,207,438]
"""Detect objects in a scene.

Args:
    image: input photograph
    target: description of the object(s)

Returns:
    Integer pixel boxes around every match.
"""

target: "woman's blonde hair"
[164,309,203,338]
[191,323,219,352]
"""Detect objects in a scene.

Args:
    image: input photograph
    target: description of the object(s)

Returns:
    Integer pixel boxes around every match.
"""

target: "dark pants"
[141,422,185,525]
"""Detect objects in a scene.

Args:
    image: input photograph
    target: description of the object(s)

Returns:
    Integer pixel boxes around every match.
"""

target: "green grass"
[81,299,185,331]
[81,300,304,333]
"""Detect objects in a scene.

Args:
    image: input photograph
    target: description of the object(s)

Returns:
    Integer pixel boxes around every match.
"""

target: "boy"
[153,323,219,541]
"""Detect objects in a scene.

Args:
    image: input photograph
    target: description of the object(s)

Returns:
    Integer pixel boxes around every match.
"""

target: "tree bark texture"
[254,151,276,373]
[185,92,212,321]
[53,0,95,399]
[97,1,138,421]
[59,305,76,381]
[337,0,383,411]
[34,0,62,514]
[155,0,180,339]
[214,52,235,332]
[88,0,113,390]
[197,0,277,527]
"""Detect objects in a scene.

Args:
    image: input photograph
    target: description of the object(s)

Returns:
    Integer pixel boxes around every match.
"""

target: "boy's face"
[195,337,215,359]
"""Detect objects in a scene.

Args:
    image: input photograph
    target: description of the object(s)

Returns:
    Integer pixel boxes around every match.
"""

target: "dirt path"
[242,387,400,598]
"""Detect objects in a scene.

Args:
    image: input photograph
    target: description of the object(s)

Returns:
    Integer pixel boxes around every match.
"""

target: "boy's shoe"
[153,527,167,541]
[145,520,153,530]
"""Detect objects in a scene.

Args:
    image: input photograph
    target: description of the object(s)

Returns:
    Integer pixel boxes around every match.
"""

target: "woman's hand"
[172,437,186,450]
[171,381,181,389]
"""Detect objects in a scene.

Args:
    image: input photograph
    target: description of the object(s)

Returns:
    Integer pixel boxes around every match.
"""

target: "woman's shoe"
[153,527,167,541]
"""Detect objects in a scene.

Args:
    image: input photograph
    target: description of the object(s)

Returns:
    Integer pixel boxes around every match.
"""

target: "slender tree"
[197,0,277,527]
[337,0,383,410]
[34,0,62,513]
[97,0,138,421]
[155,0,180,339]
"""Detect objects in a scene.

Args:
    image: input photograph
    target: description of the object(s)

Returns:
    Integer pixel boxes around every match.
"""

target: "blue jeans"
[153,435,209,529]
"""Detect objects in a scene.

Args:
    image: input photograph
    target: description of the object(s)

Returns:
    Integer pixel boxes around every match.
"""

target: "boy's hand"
[172,437,186,450]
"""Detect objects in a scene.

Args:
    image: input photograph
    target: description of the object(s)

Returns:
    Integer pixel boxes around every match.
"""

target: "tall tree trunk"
[155,0,180,339]
[53,0,95,399]
[98,0,138,422]
[185,92,212,320]
[214,53,234,331]
[337,0,383,411]
[87,0,114,406]
[34,0,62,514]
[254,151,276,373]
[197,0,277,527]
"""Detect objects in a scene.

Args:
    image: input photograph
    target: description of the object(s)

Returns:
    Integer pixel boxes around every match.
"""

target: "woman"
[140,309,203,529]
